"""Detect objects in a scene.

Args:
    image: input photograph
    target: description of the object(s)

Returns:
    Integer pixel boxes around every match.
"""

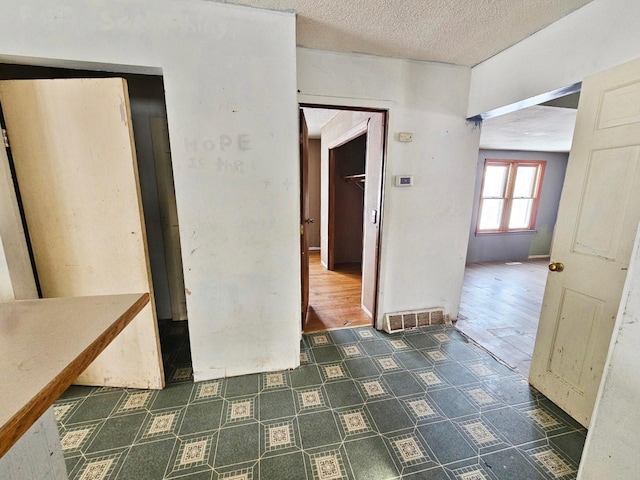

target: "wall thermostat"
[395,175,413,187]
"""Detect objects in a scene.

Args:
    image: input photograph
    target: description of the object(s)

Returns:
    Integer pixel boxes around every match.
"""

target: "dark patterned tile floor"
[54,323,586,479]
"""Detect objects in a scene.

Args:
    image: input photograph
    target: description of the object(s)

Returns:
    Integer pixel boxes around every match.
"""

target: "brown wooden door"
[300,110,310,328]
[0,78,164,389]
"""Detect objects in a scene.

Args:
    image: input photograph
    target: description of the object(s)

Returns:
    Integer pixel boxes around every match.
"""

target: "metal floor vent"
[383,307,449,334]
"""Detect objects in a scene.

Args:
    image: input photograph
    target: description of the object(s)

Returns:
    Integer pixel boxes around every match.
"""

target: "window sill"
[475,230,538,237]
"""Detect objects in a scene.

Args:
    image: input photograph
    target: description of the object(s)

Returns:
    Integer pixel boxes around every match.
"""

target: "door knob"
[305,218,314,224]
[548,262,564,272]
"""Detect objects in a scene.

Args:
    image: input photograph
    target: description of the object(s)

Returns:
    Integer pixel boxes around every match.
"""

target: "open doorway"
[456,92,579,376]
[462,60,640,428]
[300,106,386,333]
[0,63,191,386]
[329,134,367,270]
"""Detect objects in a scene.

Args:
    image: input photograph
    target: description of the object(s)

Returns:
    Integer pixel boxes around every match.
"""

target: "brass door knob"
[549,262,564,272]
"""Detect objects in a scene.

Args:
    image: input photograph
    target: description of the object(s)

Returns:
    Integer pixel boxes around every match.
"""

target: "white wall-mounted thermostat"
[398,132,413,142]
[395,175,413,187]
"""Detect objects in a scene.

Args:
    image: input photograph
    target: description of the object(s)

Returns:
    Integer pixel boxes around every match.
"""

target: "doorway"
[0,63,191,386]
[329,133,367,269]
[461,60,640,428]
[300,106,386,333]
[457,92,579,377]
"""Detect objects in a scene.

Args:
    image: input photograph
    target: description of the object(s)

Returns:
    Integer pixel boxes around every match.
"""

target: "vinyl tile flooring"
[54,320,586,480]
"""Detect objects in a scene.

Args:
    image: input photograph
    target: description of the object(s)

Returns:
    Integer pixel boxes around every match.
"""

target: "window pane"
[509,199,533,229]
[482,165,508,198]
[513,166,537,198]
[479,199,504,230]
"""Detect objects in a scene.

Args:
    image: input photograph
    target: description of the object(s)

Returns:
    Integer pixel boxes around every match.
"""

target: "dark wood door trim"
[327,148,335,271]
[299,104,388,328]
[299,110,310,328]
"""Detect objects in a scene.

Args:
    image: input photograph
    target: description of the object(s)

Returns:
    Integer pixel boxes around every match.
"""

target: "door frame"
[300,110,310,328]
[299,101,388,327]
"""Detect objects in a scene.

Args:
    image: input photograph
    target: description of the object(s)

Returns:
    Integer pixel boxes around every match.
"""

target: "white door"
[0,78,165,389]
[529,58,640,427]
[361,112,385,319]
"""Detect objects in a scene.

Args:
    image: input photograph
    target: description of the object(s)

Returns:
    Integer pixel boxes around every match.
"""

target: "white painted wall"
[468,0,640,117]
[0,0,299,380]
[579,226,640,479]
[298,49,481,324]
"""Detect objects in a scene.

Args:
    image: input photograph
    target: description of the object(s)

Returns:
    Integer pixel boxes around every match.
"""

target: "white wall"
[0,0,299,380]
[468,0,640,117]
[579,226,640,479]
[298,49,481,323]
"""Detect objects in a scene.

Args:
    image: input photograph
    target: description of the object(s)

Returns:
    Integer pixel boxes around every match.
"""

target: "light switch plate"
[395,175,413,186]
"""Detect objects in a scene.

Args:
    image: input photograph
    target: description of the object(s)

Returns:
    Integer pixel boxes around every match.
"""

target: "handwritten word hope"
[184,135,251,153]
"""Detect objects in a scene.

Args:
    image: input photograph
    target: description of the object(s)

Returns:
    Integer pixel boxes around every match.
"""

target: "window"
[477,160,546,233]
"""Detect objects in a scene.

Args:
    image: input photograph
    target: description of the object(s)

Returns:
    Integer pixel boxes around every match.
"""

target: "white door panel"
[530,59,640,427]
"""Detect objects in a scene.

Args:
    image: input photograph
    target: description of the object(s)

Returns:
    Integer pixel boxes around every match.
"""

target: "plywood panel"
[0,78,164,389]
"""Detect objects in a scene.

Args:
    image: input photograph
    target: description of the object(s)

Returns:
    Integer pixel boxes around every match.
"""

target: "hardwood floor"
[456,258,549,377]
[303,251,372,332]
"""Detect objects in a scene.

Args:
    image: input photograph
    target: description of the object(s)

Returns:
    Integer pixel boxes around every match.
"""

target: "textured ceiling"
[304,105,577,151]
[480,105,577,152]
[215,0,594,66]
[302,107,340,138]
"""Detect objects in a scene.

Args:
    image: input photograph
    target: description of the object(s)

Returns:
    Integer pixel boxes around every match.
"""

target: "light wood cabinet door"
[0,78,164,389]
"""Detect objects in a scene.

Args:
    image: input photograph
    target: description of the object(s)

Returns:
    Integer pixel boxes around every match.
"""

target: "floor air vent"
[383,307,448,333]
